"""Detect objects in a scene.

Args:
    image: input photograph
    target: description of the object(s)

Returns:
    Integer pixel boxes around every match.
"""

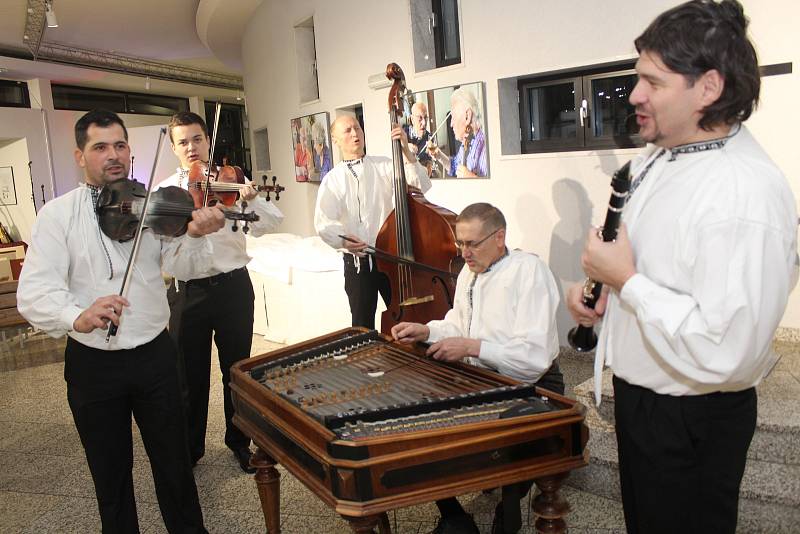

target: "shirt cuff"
[620,273,656,312]
[180,233,211,251]
[60,305,83,332]
[478,340,501,365]
[426,322,445,343]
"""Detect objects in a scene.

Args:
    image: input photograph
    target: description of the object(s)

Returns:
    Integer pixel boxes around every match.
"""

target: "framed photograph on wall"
[0,167,17,205]
[408,81,489,179]
[290,111,332,182]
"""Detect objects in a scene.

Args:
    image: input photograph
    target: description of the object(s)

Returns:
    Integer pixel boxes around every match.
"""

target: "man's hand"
[391,126,417,163]
[342,234,368,257]
[239,183,258,202]
[427,337,481,362]
[581,223,636,292]
[567,283,608,327]
[73,295,130,333]
[391,322,430,344]
[187,206,226,237]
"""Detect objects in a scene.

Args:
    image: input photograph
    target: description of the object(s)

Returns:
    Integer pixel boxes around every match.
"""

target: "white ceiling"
[0,0,262,99]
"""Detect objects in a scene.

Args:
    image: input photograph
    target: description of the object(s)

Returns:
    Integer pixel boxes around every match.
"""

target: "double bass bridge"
[399,294,434,307]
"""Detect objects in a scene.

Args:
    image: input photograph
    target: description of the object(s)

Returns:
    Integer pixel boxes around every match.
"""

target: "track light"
[145,76,151,90]
[45,1,58,28]
[236,91,243,101]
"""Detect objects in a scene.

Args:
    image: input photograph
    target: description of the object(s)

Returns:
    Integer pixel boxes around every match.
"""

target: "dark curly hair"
[635,0,760,130]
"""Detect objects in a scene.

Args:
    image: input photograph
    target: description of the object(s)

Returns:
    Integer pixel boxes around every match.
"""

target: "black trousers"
[343,254,391,329]
[613,375,756,534]
[64,331,206,534]
[437,362,565,532]
[168,267,254,462]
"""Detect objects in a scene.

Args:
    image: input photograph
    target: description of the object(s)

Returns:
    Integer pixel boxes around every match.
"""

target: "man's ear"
[700,69,725,108]
[74,148,85,169]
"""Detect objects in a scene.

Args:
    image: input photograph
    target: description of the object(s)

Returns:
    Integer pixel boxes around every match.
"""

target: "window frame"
[52,84,188,116]
[518,61,641,154]
[0,80,31,108]
[432,0,461,68]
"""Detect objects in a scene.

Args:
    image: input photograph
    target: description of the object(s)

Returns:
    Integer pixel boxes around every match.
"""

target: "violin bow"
[203,101,223,206]
[416,110,451,157]
[338,235,458,280]
[106,128,168,343]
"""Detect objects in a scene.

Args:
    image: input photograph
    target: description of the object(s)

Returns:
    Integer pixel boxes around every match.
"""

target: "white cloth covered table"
[246,233,384,344]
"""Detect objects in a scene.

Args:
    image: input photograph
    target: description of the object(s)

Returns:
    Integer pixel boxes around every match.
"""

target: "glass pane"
[0,81,28,107]
[526,82,576,141]
[126,95,188,116]
[441,0,460,62]
[591,74,638,138]
[52,86,125,112]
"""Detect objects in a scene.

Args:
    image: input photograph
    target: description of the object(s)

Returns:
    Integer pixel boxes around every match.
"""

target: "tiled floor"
[0,335,625,534]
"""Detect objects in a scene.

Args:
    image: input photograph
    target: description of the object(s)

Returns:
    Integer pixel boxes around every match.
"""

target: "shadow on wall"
[548,178,594,347]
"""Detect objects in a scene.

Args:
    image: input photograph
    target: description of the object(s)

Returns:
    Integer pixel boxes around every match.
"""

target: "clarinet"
[568,160,632,352]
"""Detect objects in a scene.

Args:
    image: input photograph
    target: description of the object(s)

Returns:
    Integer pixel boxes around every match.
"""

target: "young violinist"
[18,109,225,533]
[158,111,284,474]
[567,2,798,532]
[314,115,431,329]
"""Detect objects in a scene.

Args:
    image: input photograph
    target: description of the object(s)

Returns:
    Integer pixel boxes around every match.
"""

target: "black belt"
[185,267,247,287]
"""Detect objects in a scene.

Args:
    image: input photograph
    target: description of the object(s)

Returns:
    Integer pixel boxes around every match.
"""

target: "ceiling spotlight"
[145,76,151,90]
[236,92,243,101]
[45,1,58,28]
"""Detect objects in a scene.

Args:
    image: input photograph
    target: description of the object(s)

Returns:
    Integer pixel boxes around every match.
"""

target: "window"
[432,0,461,68]
[52,85,188,116]
[294,17,319,103]
[410,0,462,72]
[0,80,31,108]
[518,63,640,153]
[204,102,252,176]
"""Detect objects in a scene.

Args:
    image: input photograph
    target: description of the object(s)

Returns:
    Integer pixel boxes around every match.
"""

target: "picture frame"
[407,81,489,179]
[290,111,332,182]
[0,166,17,205]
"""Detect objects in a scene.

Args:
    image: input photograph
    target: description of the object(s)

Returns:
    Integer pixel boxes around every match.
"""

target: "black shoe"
[491,502,521,534]
[431,513,479,534]
[232,447,256,474]
[491,502,504,534]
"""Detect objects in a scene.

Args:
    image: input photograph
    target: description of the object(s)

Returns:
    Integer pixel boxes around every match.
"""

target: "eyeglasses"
[454,227,501,251]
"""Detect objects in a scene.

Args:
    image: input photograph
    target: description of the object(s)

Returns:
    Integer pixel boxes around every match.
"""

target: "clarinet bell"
[567,325,598,352]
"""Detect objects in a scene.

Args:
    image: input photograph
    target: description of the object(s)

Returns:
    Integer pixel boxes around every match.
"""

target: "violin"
[95,178,259,242]
[186,160,285,208]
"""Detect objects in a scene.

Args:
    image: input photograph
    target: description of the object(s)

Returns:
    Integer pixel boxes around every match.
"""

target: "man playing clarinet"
[567,2,798,533]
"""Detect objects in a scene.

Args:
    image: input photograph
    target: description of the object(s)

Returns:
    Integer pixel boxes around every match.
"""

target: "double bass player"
[314,115,431,329]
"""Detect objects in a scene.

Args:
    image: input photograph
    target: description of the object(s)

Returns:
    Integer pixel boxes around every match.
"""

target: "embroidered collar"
[343,157,363,165]
[667,123,740,161]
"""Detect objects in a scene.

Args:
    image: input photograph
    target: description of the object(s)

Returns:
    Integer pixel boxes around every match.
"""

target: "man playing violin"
[567,2,797,532]
[391,202,562,534]
[158,111,284,474]
[18,109,225,533]
[314,115,432,329]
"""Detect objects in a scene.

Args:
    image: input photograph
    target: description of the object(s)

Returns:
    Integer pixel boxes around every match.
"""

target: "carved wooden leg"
[532,472,570,534]
[344,514,383,534]
[252,447,281,534]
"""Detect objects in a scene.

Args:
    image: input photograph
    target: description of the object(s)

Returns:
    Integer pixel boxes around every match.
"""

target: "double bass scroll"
[374,63,461,335]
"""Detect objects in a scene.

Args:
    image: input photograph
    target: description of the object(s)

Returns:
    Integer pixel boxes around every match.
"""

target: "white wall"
[0,105,174,243]
[0,138,34,243]
[243,0,800,339]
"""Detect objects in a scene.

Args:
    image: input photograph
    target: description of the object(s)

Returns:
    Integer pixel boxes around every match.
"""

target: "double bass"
[375,63,462,334]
